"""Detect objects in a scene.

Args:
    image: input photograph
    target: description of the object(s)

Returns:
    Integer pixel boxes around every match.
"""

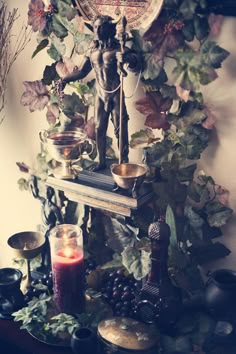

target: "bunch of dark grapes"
[24,272,53,303]
[101,268,141,318]
[84,258,97,277]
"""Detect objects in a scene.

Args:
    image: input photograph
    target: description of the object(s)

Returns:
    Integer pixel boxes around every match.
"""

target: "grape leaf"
[104,215,138,253]
[27,0,47,32]
[121,247,150,280]
[135,91,172,130]
[21,80,49,112]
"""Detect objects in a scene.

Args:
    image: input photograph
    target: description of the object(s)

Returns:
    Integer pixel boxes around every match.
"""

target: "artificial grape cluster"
[55,79,65,105]
[101,268,141,318]
[24,272,53,303]
[84,258,97,277]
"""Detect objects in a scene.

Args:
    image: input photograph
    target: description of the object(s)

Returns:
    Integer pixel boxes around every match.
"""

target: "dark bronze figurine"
[59,15,141,170]
[29,175,63,270]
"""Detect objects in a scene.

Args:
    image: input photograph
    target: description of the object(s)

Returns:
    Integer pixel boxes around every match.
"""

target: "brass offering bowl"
[8,231,45,292]
[39,129,95,179]
[111,163,147,198]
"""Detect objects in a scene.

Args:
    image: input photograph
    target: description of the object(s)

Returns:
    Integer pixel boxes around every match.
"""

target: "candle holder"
[0,268,25,319]
[7,231,45,293]
[49,224,85,314]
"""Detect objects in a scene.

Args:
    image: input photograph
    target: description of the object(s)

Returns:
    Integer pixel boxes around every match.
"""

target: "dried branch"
[0,2,32,124]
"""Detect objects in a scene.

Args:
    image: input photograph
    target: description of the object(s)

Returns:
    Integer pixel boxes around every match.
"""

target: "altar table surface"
[0,319,73,354]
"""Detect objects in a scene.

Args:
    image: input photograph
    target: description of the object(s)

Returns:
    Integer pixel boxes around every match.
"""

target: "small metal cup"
[111,163,147,197]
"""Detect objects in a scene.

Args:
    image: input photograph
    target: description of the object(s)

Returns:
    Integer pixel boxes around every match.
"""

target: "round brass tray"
[74,0,164,30]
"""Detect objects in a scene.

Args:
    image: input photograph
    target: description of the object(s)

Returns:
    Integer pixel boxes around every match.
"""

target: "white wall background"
[0,1,236,270]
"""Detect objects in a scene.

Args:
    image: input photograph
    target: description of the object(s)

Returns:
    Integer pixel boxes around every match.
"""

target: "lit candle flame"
[63,247,73,258]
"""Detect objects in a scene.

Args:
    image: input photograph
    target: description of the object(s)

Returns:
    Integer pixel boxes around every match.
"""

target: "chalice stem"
[26,259,31,290]
[62,161,72,177]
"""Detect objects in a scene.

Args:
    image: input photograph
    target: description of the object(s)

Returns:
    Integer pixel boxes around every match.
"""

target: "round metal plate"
[75,0,164,30]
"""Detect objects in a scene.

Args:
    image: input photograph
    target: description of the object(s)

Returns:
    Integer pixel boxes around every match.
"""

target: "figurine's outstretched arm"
[62,56,92,85]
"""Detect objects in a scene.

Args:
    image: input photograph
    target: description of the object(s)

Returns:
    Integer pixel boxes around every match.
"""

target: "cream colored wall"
[0,1,48,266]
[0,2,236,271]
[200,18,236,270]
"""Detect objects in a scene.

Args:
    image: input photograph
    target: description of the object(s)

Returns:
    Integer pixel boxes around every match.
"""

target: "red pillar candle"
[50,224,85,314]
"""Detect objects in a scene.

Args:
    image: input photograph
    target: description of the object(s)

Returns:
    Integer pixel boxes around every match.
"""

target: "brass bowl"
[7,231,45,260]
[111,163,147,191]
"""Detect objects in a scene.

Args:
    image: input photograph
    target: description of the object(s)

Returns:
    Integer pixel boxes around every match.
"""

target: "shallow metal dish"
[111,163,147,197]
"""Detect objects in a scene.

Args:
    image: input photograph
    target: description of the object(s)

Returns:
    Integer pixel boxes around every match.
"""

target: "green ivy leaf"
[179,0,197,20]
[17,178,29,191]
[166,205,178,248]
[100,253,123,270]
[199,65,217,85]
[32,39,49,59]
[130,129,158,148]
[50,34,66,56]
[206,201,233,227]
[56,3,76,21]
[47,44,61,61]
[184,205,204,239]
[182,20,195,42]
[201,41,230,69]
[63,93,86,118]
[177,164,197,182]
[142,53,163,80]
[194,15,209,40]
[52,15,68,38]
[121,247,150,280]
[42,63,59,85]
[188,182,205,202]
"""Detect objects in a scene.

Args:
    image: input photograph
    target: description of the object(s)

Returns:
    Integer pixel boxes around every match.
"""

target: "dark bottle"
[71,327,97,354]
[0,268,25,319]
[205,269,236,321]
[135,218,182,332]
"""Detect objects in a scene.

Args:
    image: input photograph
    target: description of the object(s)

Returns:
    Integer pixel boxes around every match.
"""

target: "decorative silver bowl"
[40,129,95,179]
[111,163,147,197]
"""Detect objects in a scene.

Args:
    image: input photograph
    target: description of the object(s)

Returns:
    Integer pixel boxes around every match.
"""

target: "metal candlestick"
[7,231,45,292]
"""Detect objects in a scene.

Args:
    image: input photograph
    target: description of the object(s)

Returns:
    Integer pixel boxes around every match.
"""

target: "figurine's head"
[93,15,117,41]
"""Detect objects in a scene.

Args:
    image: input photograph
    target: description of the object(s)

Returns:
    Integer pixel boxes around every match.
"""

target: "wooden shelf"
[46,170,153,217]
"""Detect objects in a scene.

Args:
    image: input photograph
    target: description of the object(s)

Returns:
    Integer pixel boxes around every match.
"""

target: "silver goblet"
[40,129,95,179]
